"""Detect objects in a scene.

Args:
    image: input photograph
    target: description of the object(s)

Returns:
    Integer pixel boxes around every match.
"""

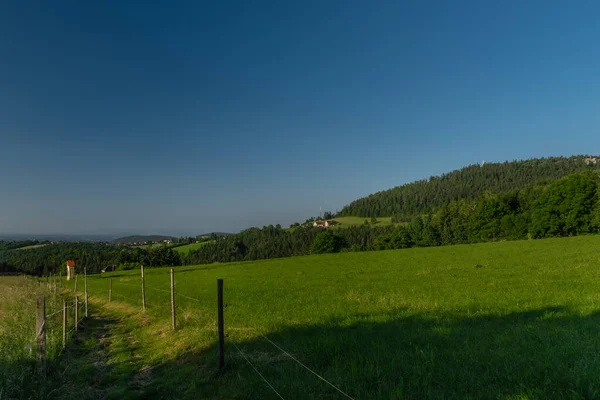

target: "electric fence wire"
[258,334,355,399]
[232,341,285,400]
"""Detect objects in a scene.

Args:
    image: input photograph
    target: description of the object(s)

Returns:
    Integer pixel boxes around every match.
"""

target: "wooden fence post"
[217,279,224,369]
[74,295,79,332]
[141,265,146,312]
[109,278,112,302]
[74,274,78,294]
[84,267,88,317]
[63,301,67,349]
[36,296,46,377]
[170,268,176,330]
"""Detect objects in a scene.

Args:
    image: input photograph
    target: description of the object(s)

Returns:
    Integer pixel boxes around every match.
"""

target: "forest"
[339,155,600,219]
[1,160,599,275]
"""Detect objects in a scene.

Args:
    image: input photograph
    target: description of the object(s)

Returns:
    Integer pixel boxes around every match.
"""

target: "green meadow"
[30,235,600,399]
[173,240,214,255]
[330,216,394,227]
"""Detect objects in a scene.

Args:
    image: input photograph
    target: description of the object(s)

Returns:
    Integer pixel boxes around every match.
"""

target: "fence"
[56,266,355,399]
[26,272,89,377]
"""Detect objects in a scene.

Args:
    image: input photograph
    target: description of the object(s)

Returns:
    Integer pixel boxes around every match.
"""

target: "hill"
[37,235,600,399]
[340,155,600,218]
[112,235,175,244]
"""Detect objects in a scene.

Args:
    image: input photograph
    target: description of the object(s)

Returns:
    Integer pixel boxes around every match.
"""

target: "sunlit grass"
[173,240,214,255]
[0,276,72,398]
[56,235,600,399]
[330,216,394,227]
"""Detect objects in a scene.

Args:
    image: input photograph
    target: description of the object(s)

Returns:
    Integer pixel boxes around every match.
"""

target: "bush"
[310,231,347,254]
[118,262,141,271]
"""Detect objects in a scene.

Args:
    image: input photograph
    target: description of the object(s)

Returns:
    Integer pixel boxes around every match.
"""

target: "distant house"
[313,220,338,228]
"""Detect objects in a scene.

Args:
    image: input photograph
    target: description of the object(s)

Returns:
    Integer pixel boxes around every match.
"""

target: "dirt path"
[47,311,150,400]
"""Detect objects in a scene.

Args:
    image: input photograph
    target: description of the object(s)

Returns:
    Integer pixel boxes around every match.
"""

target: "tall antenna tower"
[319,206,322,219]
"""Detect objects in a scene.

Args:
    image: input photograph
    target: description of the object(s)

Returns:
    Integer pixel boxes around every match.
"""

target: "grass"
[173,241,214,255]
[49,235,600,399]
[330,215,394,228]
[4,235,600,398]
[0,276,74,398]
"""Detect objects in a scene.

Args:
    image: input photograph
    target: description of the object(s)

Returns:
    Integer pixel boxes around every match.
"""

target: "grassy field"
[173,240,214,255]
[0,276,77,398]
[37,235,600,399]
[330,216,394,228]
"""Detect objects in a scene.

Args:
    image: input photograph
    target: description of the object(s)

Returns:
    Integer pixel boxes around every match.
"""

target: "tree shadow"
[135,306,600,399]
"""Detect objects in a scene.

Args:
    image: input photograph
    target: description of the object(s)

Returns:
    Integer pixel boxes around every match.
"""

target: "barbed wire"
[232,341,285,400]
[259,335,355,400]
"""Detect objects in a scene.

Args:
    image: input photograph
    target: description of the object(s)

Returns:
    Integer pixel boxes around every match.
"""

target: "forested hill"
[339,156,600,219]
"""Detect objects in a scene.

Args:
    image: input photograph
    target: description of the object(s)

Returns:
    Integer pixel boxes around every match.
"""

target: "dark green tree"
[310,231,347,254]
[530,173,598,238]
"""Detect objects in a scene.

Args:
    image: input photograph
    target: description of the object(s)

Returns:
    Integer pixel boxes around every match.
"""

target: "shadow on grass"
[132,306,600,399]
[3,307,600,400]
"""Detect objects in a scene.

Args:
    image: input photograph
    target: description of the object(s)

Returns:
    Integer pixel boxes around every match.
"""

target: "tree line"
[0,243,182,276]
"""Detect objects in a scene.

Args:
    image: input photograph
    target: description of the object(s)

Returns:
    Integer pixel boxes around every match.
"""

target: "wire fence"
[66,269,357,398]
[8,275,93,377]
[24,269,357,398]
[232,341,286,399]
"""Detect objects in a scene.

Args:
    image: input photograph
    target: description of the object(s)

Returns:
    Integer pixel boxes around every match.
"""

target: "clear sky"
[1,1,600,236]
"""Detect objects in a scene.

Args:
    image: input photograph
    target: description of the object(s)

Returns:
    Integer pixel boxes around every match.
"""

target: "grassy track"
[47,235,600,399]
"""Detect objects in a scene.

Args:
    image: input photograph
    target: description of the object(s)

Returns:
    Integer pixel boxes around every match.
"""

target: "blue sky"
[1,1,600,236]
